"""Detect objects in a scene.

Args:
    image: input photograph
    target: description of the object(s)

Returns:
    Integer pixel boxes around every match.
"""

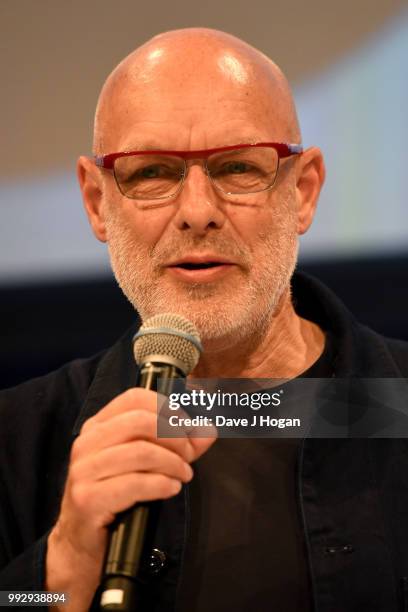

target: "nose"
[172,163,226,235]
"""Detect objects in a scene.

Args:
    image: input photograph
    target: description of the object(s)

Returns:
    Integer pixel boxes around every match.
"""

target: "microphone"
[99,313,202,611]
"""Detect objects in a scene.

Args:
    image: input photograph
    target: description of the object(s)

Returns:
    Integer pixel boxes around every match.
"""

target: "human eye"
[114,154,183,199]
[210,151,264,178]
[139,164,163,179]
[208,149,274,194]
[221,160,253,175]
[135,162,181,182]
[116,156,181,184]
[210,158,263,183]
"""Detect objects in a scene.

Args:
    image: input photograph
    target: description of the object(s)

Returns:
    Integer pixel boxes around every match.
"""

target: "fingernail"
[172,479,182,493]
[185,464,194,481]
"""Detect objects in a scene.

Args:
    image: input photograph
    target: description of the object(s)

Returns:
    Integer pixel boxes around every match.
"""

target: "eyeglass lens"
[113,147,279,200]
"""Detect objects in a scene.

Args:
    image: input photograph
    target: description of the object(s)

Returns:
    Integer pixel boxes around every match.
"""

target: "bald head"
[93,28,301,155]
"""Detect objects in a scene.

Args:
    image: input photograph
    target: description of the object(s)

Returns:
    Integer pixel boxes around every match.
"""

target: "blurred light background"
[1,0,407,387]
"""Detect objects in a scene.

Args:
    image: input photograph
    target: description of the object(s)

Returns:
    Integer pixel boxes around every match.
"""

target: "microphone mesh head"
[133,313,202,375]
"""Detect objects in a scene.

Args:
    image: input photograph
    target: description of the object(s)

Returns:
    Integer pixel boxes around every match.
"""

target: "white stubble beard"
[104,194,299,344]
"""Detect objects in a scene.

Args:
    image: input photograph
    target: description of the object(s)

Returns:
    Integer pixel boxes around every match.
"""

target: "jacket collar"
[72,324,139,436]
[291,271,401,378]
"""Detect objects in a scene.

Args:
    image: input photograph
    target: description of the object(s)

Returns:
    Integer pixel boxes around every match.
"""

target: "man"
[1,27,407,612]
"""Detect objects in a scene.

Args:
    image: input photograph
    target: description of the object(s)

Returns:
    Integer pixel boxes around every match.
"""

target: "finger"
[73,440,194,483]
[81,388,166,431]
[156,406,218,462]
[71,473,184,524]
[189,433,218,461]
[73,410,196,463]
[97,472,184,511]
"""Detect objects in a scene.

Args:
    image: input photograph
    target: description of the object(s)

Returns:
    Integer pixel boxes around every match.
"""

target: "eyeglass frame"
[94,142,303,200]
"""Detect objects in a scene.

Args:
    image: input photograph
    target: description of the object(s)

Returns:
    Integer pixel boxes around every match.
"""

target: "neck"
[190,290,325,380]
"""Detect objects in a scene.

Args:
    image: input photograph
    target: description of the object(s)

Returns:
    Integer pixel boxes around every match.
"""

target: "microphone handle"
[99,362,183,611]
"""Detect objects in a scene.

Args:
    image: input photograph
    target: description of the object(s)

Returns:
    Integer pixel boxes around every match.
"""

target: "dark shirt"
[176,334,334,612]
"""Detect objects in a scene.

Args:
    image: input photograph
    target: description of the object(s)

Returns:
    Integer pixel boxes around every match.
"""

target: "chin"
[134,287,274,347]
[111,246,297,345]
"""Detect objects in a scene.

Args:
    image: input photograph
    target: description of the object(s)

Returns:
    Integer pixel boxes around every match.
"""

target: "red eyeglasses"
[94,142,303,201]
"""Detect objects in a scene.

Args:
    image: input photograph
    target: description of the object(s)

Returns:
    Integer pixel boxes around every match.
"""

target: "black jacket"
[1,272,408,611]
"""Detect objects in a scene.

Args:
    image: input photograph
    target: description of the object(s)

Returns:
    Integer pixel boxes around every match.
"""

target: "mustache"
[150,236,251,269]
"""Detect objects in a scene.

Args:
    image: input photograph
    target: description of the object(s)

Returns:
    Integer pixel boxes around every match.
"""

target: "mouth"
[165,256,236,283]
[171,261,224,270]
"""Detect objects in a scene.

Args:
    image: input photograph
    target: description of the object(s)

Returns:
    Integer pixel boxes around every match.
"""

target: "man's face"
[99,49,300,346]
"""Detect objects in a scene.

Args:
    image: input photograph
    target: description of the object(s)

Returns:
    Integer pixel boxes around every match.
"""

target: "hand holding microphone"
[45,315,216,612]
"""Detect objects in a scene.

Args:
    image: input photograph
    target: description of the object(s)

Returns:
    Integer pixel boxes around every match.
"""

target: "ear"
[77,156,108,243]
[295,147,325,235]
